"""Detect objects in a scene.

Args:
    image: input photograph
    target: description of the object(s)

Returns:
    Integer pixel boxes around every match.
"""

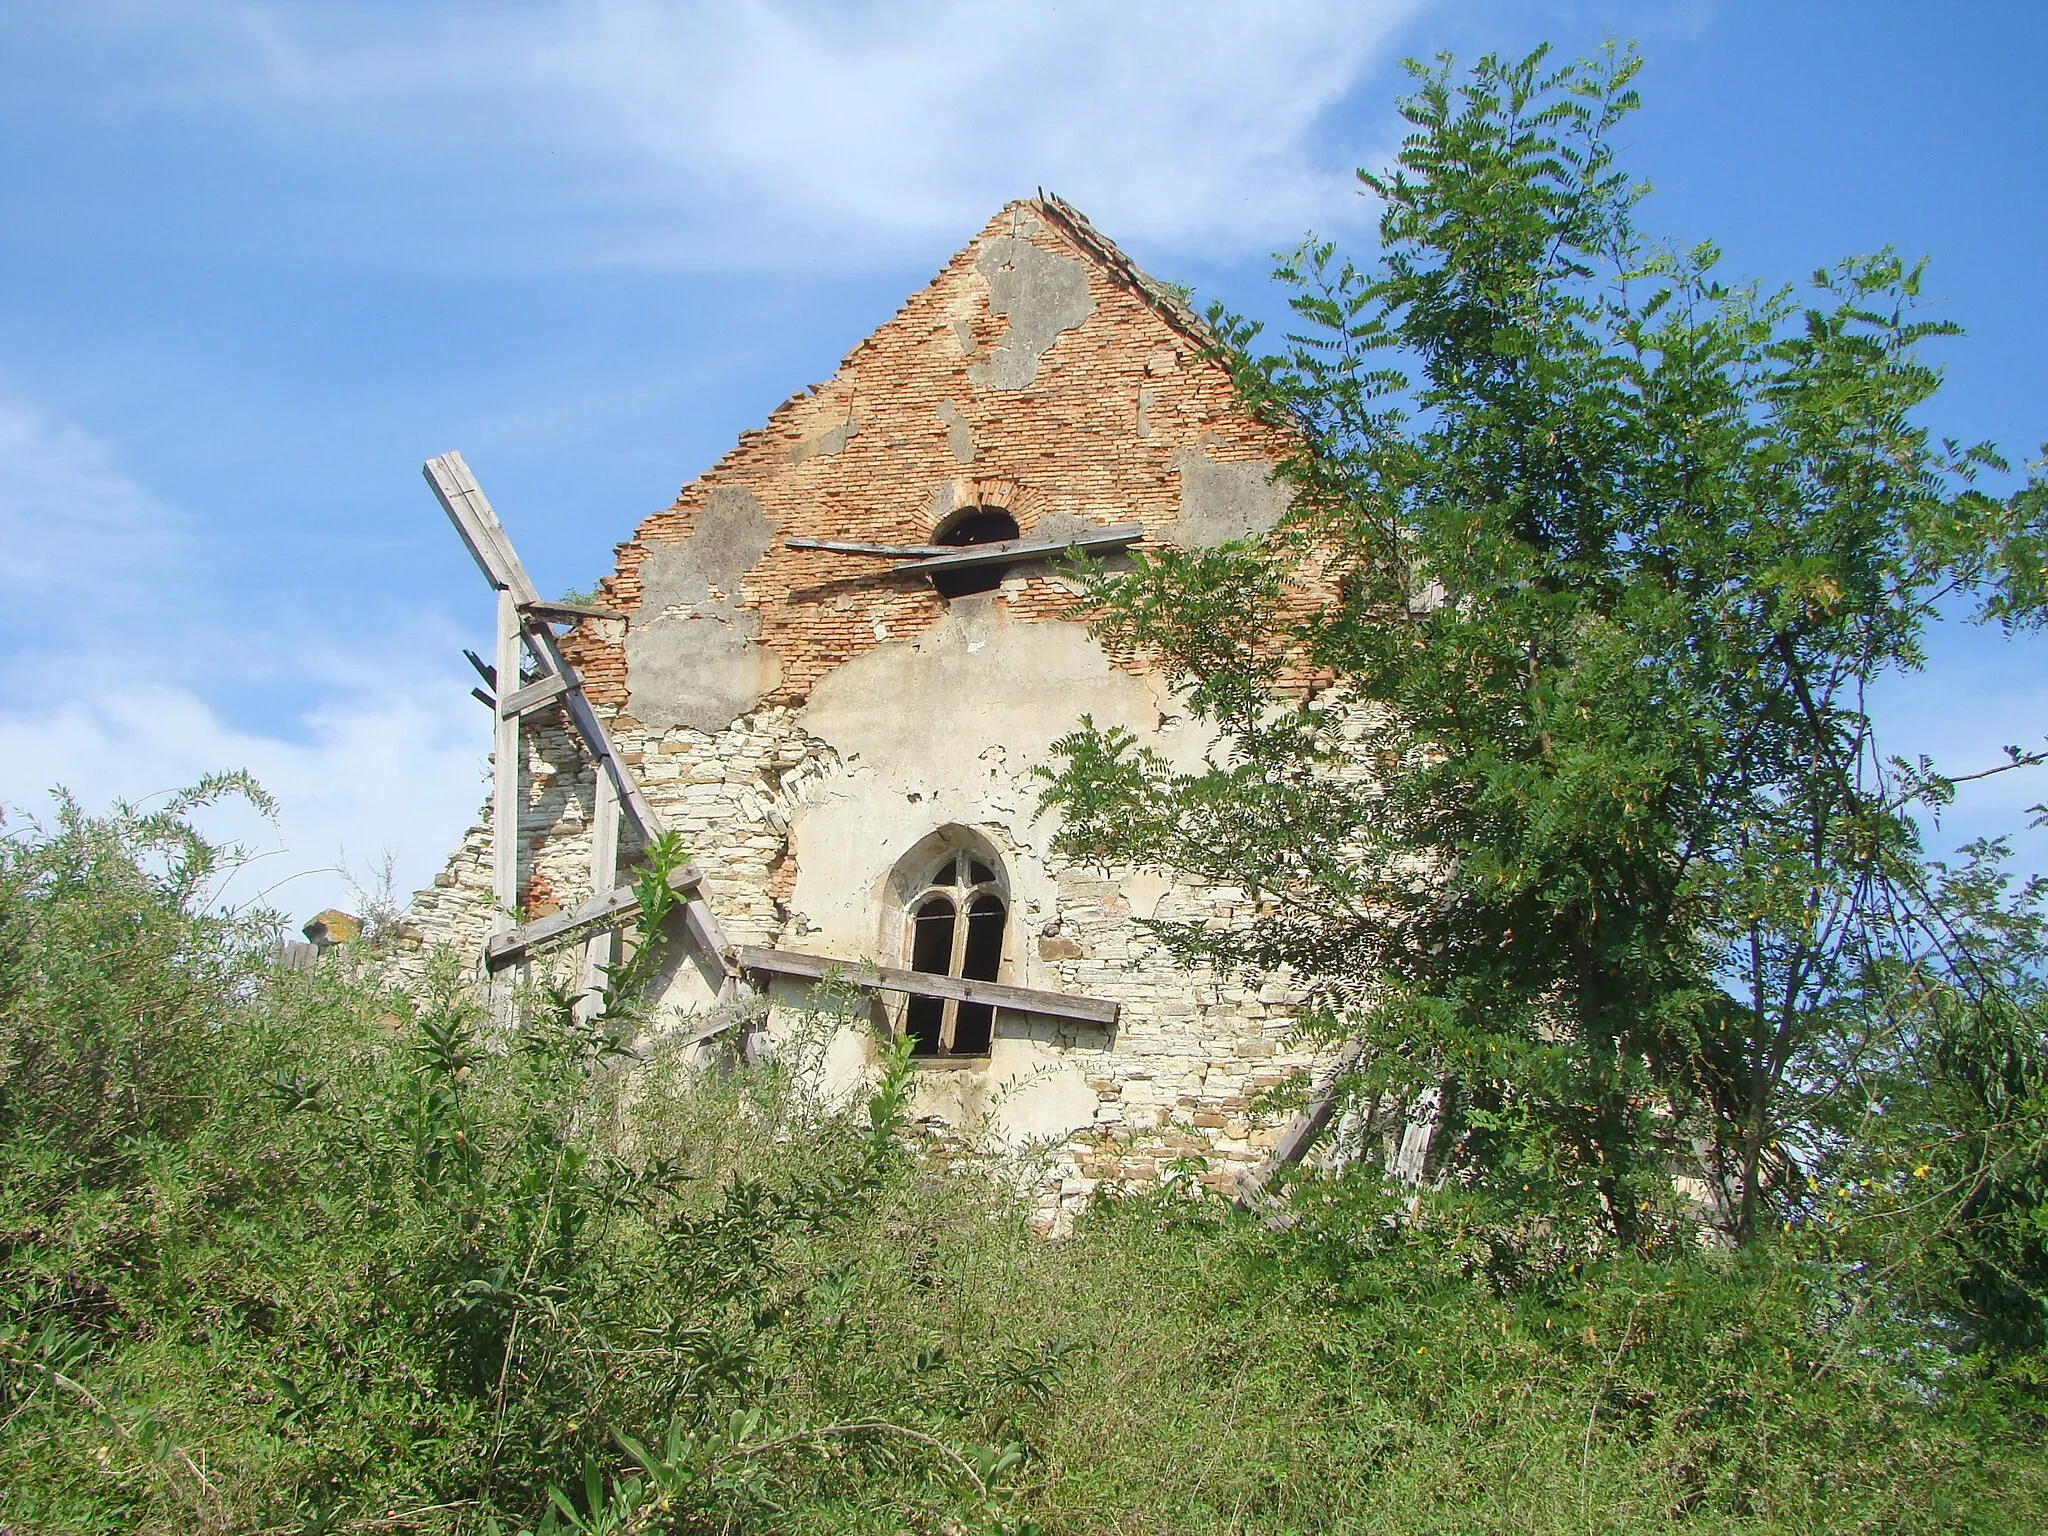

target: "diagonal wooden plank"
[425,451,512,591]
[1232,1037,1368,1209]
[424,451,541,606]
[682,893,733,967]
[486,863,703,972]
[890,522,1141,577]
[518,616,662,843]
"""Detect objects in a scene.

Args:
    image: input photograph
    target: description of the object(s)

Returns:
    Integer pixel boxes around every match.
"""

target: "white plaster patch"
[790,603,1205,978]
[1165,447,1291,547]
[936,399,976,464]
[968,231,1095,391]
[788,416,860,463]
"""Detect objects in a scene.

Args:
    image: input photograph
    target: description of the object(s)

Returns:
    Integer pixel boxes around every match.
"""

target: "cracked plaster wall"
[625,487,782,733]
[967,220,1096,390]
[782,601,1221,1152]
[402,199,1339,1225]
[1166,446,1292,547]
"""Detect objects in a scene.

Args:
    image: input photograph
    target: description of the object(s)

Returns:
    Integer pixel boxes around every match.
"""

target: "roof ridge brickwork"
[554,197,1295,721]
[1029,192,1222,357]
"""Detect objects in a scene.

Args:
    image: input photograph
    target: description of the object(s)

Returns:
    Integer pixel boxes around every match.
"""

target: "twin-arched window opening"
[903,849,1007,1056]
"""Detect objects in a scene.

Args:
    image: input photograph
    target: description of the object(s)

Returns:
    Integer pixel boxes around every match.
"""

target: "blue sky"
[2,1,2044,924]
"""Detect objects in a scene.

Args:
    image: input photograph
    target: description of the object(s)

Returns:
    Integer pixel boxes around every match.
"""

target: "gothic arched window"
[903,848,1007,1056]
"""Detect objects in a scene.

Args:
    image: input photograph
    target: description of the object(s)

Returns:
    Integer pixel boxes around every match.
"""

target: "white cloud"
[548,0,1421,254]
[8,0,1427,265]
[0,387,486,925]
[0,676,487,926]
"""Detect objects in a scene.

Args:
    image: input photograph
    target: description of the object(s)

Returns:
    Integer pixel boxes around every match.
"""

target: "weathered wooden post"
[421,451,735,1013]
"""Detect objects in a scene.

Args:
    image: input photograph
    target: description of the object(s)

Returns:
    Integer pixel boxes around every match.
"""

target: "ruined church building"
[407,198,1329,1220]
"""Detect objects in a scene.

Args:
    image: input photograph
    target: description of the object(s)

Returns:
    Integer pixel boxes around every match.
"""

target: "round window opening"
[929,506,1020,598]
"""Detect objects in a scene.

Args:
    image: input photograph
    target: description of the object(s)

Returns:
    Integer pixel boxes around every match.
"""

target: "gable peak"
[967,193,1216,358]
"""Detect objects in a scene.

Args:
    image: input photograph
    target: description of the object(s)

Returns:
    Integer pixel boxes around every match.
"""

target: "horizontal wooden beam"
[784,525,1143,575]
[785,536,951,558]
[497,671,571,718]
[891,522,1142,578]
[486,864,702,972]
[522,599,627,624]
[737,946,1119,1026]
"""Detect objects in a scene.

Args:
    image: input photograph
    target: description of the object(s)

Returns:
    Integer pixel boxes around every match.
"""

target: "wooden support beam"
[486,863,704,972]
[522,598,627,624]
[498,671,571,719]
[425,450,742,986]
[425,452,540,607]
[670,1011,747,1052]
[490,588,522,940]
[890,522,1142,577]
[578,770,620,1012]
[1233,1038,1368,1209]
[737,946,1119,1026]
[785,526,1145,569]
[784,536,952,557]
[682,896,733,968]
[521,615,664,845]
[424,451,663,845]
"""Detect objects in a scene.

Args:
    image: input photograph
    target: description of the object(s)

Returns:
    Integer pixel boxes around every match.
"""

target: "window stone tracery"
[902,846,1008,1056]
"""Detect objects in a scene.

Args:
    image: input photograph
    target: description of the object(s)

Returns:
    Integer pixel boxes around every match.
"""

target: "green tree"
[1812,839,2048,1349]
[1043,44,2048,1250]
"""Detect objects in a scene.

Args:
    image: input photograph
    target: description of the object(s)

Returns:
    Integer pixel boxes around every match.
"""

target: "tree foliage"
[1043,44,2048,1313]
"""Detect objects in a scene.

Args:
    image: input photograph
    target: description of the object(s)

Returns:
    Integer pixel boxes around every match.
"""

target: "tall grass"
[2,792,2041,1533]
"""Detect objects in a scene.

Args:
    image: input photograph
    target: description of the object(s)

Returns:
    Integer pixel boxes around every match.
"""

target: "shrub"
[1,790,2042,1533]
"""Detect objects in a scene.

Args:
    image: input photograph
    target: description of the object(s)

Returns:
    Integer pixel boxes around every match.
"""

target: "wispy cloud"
[0,677,487,923]
[6,0,1427,266]
[547,0,1423,255]
[0,389,180,611]
[0,386,484,922]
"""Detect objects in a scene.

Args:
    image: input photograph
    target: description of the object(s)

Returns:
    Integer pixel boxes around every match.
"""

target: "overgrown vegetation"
[6,40,2048,1534]
[1046,43,2048,1339]
[2,788,2045,1532]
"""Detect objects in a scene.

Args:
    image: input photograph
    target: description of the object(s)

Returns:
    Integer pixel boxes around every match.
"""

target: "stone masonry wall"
[401,197,1346,1225]
[399,699,1335,1226]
